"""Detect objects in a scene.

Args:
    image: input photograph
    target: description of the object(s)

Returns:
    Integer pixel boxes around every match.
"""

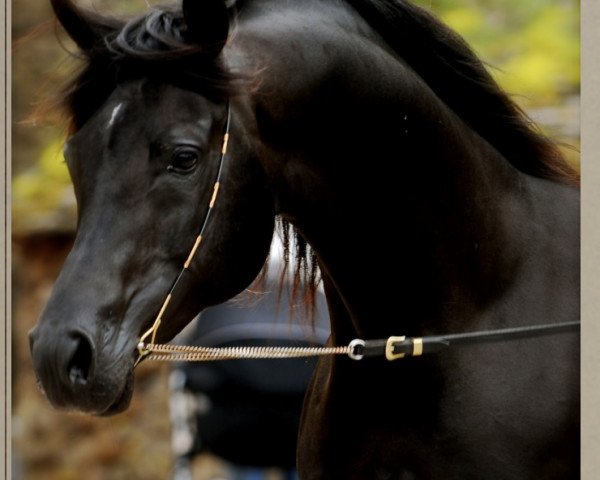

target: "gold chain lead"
[140,342,352,362]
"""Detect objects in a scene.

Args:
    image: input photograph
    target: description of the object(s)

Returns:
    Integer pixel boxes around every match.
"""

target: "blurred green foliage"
[12,138,77,233]
[12,0,580,233]
[416,0,580,105]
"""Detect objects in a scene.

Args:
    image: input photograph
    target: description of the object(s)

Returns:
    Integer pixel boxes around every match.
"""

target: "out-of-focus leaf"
[12,138,77,233]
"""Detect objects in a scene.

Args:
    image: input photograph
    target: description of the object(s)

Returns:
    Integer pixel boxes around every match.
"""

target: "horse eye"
[168,149,199,174]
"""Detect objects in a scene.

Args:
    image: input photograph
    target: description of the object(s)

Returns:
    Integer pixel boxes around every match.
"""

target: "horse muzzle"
[28,324,135,415]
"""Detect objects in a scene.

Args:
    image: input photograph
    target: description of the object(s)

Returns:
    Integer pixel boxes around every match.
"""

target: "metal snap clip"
[348,339,366,361]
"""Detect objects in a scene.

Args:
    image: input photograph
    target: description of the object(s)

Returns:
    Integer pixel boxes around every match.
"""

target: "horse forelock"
[52,5,235,133]
[106,7,195,60]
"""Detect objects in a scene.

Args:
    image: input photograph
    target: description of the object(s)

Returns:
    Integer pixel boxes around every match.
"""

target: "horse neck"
[309,135,537,340]
[305,134,575,344]
[230,0,574,340]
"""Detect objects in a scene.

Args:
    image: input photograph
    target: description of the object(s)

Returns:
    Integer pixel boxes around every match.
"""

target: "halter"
[135,103,580,365]
[136,103,231,363]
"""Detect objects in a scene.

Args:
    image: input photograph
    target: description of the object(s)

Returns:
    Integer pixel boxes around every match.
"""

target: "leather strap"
[350,321,580,361]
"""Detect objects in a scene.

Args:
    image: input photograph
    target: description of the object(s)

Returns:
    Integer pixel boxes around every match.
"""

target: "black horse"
[30,1,580,478]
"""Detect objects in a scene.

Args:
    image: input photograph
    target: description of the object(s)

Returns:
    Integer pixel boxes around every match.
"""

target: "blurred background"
[11,0,580,479]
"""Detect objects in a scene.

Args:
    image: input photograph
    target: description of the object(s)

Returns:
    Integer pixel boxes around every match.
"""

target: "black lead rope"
[349,321,581,361]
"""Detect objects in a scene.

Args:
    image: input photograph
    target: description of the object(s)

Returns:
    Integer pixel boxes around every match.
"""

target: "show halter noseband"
[135,103,580,365]
[136,103,231,363]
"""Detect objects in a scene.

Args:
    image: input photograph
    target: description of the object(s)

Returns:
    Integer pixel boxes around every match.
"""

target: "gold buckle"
[412,338,424,356]
[385,336,406,361]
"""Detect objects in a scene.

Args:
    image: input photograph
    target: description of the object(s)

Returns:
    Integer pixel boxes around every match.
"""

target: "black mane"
[346,0,579,185]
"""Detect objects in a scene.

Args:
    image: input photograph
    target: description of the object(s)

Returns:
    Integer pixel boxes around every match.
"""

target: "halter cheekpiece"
[136,102,231,363]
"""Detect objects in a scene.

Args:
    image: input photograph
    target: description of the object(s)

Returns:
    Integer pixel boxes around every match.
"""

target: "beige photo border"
[2,0,10,477]
[581,0,599,477]
[1,1,598,478]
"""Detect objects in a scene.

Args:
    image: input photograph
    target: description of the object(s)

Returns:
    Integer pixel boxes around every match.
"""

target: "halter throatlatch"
[135,103,580,365]
[136,103,231,364]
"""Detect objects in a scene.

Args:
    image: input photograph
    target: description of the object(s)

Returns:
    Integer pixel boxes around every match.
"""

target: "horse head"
[29,0,275,415]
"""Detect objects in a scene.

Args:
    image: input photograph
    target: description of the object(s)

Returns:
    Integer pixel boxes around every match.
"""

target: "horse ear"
[182,0,230,55]
[50,0,122,52]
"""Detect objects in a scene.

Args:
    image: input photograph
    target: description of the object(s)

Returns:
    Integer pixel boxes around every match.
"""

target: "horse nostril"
[67,332,94,386]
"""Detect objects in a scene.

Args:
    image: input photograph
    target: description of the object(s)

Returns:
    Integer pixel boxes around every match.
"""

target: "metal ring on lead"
[348,339,366,361]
